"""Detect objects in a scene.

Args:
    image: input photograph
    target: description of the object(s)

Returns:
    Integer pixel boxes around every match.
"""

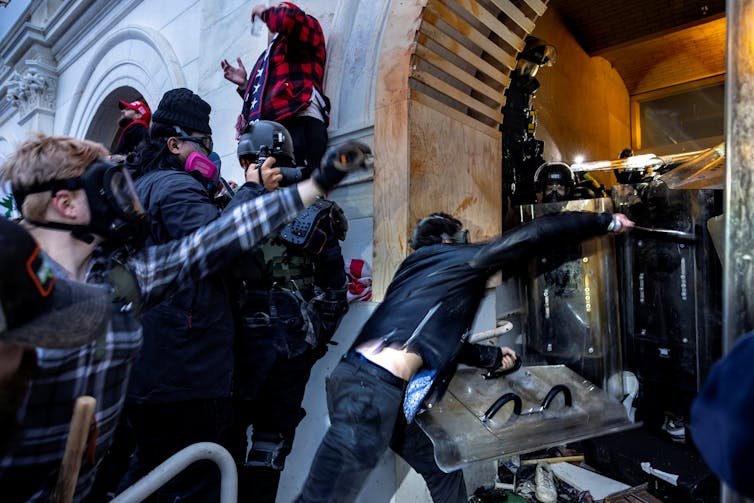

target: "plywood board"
[408,100,502,242]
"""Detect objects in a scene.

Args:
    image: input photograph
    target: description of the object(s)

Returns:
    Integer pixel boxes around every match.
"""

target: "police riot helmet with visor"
[534,161,575,203]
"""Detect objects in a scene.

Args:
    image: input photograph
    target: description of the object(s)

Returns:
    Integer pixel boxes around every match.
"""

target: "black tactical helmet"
[237,120,295,166]
[534,161,575,189]
[534,161,575,202]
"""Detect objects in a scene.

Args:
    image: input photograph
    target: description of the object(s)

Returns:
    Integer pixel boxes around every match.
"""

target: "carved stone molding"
[3,59,57,121]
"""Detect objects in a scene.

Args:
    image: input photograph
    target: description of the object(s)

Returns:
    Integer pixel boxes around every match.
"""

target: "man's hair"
[409,212,464,250]
[1,134,108,220]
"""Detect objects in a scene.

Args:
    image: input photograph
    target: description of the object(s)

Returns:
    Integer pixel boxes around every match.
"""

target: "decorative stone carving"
[3,62,57,119]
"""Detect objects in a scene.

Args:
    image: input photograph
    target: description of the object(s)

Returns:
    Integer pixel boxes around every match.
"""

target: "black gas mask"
[14,159,148,248]
[541,184,569,203]
[534,162,574,204]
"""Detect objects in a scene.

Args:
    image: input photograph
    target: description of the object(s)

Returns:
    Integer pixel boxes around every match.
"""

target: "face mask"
[185,151,220,190]
[14,160,148,247]
[541,184,568,203]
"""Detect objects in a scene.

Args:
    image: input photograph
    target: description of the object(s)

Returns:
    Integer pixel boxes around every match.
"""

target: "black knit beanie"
[152,88,212,134]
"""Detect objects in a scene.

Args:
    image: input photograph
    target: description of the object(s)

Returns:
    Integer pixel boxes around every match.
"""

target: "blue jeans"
[295,353,466,503]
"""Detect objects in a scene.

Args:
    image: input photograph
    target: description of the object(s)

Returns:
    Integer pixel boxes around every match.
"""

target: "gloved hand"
[312,141,373,191]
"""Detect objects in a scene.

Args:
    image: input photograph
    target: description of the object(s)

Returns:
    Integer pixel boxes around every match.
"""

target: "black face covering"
[14,160,148,248]
[541,184,569,203]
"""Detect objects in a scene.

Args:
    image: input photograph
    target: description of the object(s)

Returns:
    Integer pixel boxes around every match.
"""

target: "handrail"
[111,442,237,503]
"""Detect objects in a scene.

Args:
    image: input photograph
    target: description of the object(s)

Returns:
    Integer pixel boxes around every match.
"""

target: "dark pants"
[280,116,328,176]
[118,398,232,502]
[231,333,315,503]
[294,353,467,503]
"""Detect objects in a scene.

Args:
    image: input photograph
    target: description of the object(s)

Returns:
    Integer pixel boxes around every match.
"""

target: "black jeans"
[295,353,467,503]
[279,116,328,176]
[231,332,314,503]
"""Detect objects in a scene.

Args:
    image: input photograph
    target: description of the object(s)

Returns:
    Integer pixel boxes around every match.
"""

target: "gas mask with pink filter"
[173,126,221,193]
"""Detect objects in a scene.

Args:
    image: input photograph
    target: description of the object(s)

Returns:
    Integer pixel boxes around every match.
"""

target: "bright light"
[573,155,584,164]
[626,154,657,168]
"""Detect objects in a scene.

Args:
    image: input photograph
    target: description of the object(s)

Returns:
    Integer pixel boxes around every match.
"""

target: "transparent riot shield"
[416,364,634,471]
[417,198,636,471]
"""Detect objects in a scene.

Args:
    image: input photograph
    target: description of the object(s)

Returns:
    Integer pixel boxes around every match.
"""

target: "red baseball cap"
[118,99,151,123]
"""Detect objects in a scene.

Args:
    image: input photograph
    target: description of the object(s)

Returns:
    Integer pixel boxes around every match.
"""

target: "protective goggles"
[441,229,469,244]
[14,160,145,222]
[173,126,213,154]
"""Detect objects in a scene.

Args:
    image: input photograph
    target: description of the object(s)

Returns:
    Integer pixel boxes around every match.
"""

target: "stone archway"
[64,25,186,140]
[85,86,147,151]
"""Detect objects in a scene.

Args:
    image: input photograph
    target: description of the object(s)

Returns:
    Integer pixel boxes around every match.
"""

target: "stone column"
[722,1,754,501]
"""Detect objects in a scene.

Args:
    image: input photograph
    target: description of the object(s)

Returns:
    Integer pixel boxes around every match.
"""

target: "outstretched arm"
[469,212,633,272]
[133,142,370,310]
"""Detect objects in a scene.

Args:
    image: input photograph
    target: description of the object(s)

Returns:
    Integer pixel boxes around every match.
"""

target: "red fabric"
[345,259,372,303]
[242,4,330,126]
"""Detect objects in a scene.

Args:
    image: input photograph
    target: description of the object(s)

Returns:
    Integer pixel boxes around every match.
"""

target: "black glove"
[312,141,372,191]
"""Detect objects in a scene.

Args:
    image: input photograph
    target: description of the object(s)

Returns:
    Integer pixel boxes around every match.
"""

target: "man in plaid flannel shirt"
[0,133,365,501]
[222,2,331,176]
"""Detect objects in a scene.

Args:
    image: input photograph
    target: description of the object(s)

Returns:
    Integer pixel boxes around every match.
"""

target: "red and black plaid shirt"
[241,4,330,126]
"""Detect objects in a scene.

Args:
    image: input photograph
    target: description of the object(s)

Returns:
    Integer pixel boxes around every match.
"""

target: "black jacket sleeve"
[456,342,502,369]
[469,211,613,272]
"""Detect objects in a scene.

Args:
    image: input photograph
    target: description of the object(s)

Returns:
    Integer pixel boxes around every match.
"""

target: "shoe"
[662,415,686,443]
[535,462,558,503]
[607,371,639,422]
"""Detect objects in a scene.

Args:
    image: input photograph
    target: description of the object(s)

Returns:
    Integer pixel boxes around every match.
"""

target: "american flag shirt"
[239,4,330,131]
[0,188,304,502]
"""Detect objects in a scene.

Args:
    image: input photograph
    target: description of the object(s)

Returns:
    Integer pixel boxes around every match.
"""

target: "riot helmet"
[237,120,295,167]
[534,161,575,203]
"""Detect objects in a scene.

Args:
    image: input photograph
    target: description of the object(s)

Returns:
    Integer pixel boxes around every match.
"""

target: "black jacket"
[127,169,254,403]
[113,120,149,155]
[353,211,614,390]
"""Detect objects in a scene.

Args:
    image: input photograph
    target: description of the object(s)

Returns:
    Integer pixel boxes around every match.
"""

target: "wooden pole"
[52,396,97,503]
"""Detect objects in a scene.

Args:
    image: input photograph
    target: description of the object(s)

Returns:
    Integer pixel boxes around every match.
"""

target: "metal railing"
[111,442,237,503]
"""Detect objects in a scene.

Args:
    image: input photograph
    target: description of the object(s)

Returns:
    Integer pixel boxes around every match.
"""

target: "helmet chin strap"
[23,218,96,244]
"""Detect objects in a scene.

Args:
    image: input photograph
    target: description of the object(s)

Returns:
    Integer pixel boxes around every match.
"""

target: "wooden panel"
[449,0,528,52]
[424,2,516,69]
[412,90,500,139]
[486,0,536,32]
[373,0,428,299]
[410,69,502,122]
[418,27,509,85]
[375,0,428,108]
[414,42,503,103]
[374,99,412,299]
[522,0,548,16]
[373,0,548,298]
[408,100,502,242]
